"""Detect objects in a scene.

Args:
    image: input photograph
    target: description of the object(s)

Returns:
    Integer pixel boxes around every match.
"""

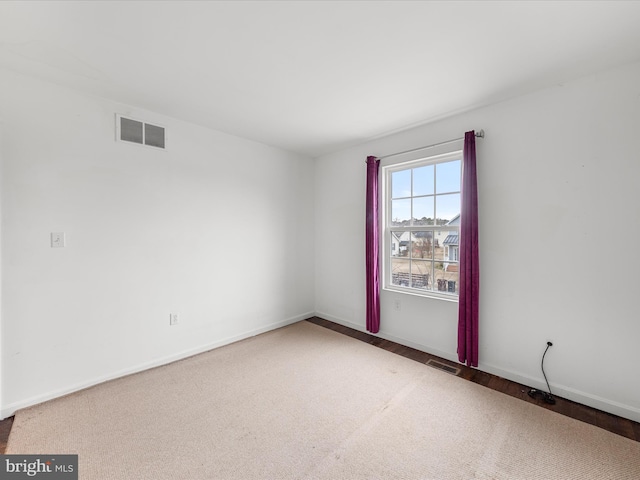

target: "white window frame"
[381,149,462,301]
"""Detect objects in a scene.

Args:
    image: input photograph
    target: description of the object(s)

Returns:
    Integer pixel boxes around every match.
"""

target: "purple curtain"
[458,131,479,367]
[365,156,380,333]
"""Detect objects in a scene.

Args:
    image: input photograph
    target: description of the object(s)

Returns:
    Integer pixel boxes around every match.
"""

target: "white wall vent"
[116,115,166,149]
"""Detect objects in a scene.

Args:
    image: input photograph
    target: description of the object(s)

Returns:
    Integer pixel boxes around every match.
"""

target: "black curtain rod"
[373,129,484,162]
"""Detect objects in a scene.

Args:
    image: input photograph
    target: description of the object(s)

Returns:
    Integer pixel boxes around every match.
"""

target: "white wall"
[315,61,640,422]
[0,70,315,418]
[0,118,4,411]
[3,60,639,424]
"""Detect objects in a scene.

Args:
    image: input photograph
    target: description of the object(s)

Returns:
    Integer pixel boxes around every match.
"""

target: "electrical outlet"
[394,299,401,311]
[169,313,178,326]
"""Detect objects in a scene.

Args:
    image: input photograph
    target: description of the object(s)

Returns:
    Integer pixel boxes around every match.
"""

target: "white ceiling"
[1,1,640,158]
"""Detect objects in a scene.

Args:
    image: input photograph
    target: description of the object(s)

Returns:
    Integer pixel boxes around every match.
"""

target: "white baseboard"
[314,311,459,362]
[313,311,640,424]
[477,361,640,423]
[1,312,313,420]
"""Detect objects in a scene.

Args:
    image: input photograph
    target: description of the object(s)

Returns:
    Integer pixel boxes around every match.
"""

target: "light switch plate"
[51,232,65,248]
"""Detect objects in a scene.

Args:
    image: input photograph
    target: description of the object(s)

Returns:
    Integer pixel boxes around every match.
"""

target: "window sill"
[383,285,459,303]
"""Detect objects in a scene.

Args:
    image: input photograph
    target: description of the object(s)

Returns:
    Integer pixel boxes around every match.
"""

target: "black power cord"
[528,341,556,405]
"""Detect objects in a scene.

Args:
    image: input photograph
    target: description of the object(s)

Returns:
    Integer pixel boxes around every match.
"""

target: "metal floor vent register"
[426,359,461,376]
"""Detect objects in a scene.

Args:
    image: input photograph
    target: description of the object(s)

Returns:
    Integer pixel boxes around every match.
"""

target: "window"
[383,151,461,299]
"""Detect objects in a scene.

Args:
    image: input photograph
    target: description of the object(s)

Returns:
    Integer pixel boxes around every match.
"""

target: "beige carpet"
[7,321,640,479]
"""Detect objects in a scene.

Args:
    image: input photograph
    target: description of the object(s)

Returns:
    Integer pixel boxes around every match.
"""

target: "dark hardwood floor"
[1,316,638,453]
[306,316,640,442]
[0,416,13,453]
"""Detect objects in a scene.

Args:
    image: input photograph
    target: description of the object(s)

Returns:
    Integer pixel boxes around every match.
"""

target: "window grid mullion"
[433,163,437,224]
[409,168,414,287]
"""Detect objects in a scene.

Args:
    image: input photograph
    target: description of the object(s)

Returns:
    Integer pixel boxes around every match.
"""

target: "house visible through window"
[383,151,461,298]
